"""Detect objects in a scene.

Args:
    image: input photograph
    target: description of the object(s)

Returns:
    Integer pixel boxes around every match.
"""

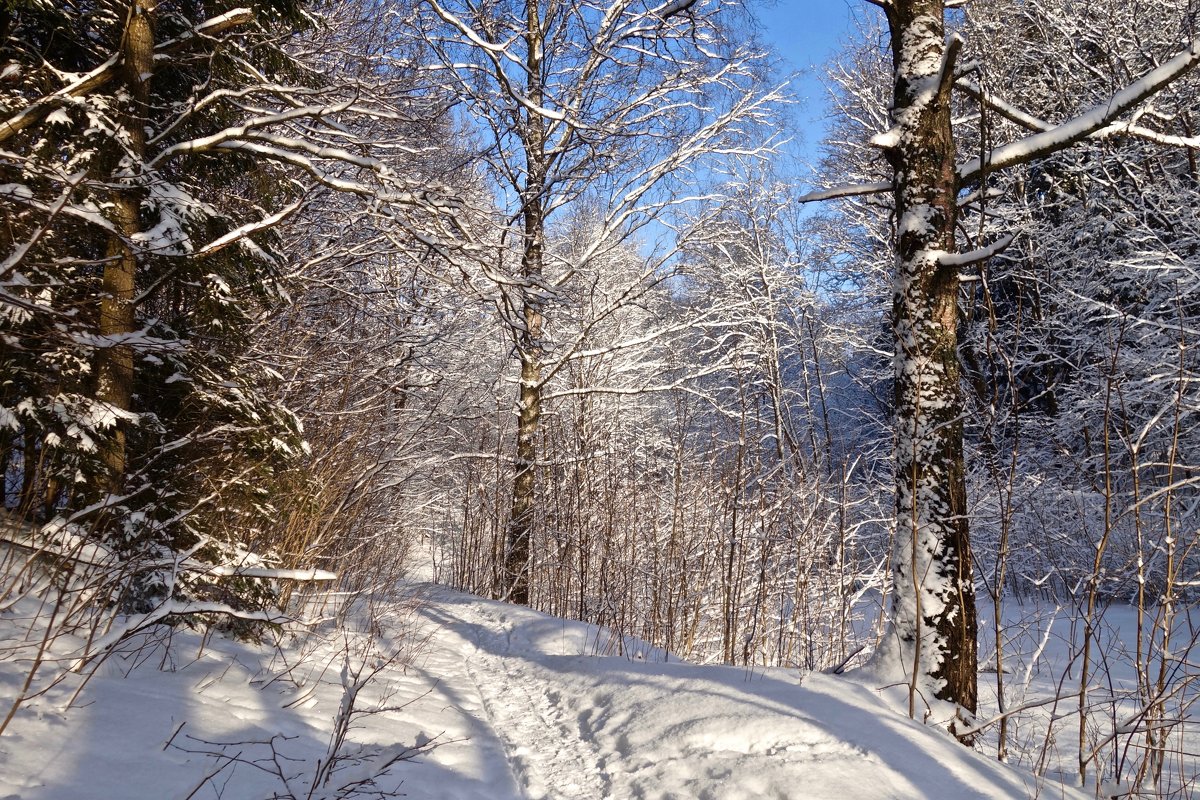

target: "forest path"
[413,588,610,800]
[404,586,1073,800]
[0,581,1094,800]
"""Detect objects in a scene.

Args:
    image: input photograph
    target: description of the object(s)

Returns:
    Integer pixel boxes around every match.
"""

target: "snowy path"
[420,594,610,799]
[0,584,1092,800]
[407,588,1087,800]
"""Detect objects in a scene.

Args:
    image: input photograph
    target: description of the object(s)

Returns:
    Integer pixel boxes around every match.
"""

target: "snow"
[201,564,338,581]
[870,129,900,150]
[0,584,1093,800]
[0,183,33,202]
[44,108,73,127]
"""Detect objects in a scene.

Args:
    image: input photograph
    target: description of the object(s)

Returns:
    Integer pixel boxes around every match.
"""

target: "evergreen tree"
[0,0,451,611]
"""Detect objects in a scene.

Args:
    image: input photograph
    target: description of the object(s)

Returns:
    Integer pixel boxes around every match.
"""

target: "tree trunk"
[796,0,1200,737]
[875,0,978,724]
[505,289,543,604]
[95,1,154,492]
[503,0,547,605]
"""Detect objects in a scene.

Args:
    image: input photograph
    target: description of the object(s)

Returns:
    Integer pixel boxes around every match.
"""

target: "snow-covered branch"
[0,8,255,143]
[797,180,893,203]
[959,35,1200,184]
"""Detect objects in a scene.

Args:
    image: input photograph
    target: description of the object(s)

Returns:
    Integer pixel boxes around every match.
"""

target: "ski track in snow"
[424,595,610,800]
[422,589,850,800]
[408,587,1092,800]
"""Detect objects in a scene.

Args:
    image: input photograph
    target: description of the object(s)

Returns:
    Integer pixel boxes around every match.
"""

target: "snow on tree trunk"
[872,0,978,725]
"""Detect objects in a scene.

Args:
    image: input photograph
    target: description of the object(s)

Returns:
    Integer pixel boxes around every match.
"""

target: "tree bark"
[875,0,978,724]
[95,1,155,493]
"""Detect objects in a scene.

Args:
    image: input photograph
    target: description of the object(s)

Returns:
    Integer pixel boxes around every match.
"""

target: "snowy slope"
[0,585,1088,800]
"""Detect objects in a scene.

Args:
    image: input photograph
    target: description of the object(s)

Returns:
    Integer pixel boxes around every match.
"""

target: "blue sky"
[752,1,878,166]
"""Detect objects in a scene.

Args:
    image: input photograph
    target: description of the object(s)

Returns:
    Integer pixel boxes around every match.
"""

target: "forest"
[1,0,1198,798]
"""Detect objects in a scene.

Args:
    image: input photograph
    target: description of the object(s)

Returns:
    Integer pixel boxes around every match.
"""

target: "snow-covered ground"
[0,584,1098,800]
[973,601,1200,798]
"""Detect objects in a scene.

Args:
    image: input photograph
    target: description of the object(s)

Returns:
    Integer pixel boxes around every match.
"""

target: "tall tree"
[94,0,154,490]
[803,0,1200,731]
[413,0,778,603]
